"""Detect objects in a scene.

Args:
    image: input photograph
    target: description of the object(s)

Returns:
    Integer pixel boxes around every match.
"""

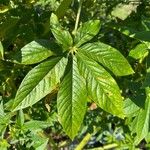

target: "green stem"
[75,133,92,150]
[103,143,118,149]
[75,126,99,150]
[87,143,118,150]
[74,0,83,34]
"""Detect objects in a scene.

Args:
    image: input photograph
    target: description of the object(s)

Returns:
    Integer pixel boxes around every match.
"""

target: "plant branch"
[74,0,83,34]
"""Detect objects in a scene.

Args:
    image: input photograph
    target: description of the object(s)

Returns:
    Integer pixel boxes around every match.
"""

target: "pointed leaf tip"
[79,42,134,76]
[57,56,87,139]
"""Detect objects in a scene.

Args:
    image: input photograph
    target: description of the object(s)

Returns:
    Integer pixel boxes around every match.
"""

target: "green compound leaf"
[12,57,67,111]
[19,40,56,64]
[77,53,124,118]
[79,42,134,76]
[50,13,73,50]
[74,20,101,47]
[57,55,87,139]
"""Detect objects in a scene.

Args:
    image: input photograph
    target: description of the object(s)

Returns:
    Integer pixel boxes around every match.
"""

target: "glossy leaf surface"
[12,57,67,111]
[50,13,73,50]
[77,53,124,118]
[19,40,55,64]
[74,20,101,47]
[57,56,87,139]
[79,42,134,76]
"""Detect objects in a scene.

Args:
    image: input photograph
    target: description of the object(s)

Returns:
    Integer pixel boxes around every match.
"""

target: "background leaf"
[143,68,150,88]
[132,88,150,145]
[33,138,49,150]
[111,2,139,20]
[55,0,72,18]
[16,110,24,127]
[24,120,50,131]
[0,17,19,40]
[131,31,150,42]
[124,98,140,117]
[129,43,149,60]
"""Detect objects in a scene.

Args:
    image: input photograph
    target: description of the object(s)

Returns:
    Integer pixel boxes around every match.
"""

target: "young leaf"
[74,20,101,47]
[50,13,60,26]
[50,13,73,50]
[57,56,87,139]
[132,88,150,145]
[79,42,134,76]
[16,40,56,64]
[77,53,124,118]
[12,57,67,111]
